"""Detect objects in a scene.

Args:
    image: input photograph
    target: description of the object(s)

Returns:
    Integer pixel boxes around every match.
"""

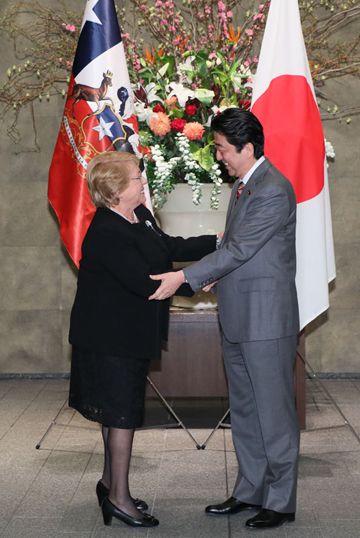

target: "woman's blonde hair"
[86,151,140,208]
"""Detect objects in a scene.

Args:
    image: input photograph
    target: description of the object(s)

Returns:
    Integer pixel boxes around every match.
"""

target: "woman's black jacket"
[69,204,216,359]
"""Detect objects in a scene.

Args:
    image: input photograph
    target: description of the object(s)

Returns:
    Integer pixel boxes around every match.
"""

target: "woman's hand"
[202,281,218,292]
[149,271,185,300]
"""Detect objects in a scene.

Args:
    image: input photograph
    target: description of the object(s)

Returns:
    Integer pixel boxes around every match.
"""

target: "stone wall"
[0,0,359,374]
[305,75,360,373]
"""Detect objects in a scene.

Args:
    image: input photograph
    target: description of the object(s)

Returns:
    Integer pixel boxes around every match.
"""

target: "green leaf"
[192,145,215,172]
[169,108,184,119]
[194,88,215,105]
[198,60,208,79]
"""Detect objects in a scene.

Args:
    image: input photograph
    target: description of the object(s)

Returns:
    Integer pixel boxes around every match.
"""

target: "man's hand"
[149,270,185,300]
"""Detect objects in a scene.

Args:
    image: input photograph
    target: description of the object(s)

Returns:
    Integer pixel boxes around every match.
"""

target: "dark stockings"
[101,425,141,517]
[101,426,111,488]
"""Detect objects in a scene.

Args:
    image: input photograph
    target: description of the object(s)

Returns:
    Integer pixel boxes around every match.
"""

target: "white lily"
[177,57,195,84]
[134,101,152,123]
[232,74,243,90]
[178,56,195,76]
[178,55,195,70]
[206,104,238,126]
[211,105,228,115]
[167,82,194,108]
[239,64,252,76]
[144,82,163,104]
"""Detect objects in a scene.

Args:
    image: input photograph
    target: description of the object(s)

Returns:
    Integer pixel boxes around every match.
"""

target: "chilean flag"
[48,0,149,267]
[251,0,336,329]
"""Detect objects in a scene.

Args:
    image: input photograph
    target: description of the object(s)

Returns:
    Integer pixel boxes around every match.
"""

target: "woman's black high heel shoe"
[102,497,159,527]
[96,481,148,511]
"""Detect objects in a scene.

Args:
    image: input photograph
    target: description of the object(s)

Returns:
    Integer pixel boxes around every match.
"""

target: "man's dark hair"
[211,108,264,159]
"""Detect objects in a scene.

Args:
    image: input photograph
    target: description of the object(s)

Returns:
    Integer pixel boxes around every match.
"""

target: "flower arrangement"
[120,0,267,209]
[0,0,358,205]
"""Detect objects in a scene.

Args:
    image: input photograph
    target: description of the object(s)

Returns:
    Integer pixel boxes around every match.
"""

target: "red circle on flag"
[251,75,325,203]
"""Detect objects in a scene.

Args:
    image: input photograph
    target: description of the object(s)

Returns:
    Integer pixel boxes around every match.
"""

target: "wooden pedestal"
[148,309,306,429]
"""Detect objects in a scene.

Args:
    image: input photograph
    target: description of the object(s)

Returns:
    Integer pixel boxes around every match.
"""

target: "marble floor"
[0,377,359,538]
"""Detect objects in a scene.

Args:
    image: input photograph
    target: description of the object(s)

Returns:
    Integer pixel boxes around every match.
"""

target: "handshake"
[148,232,223,301]
[148,271,217,301]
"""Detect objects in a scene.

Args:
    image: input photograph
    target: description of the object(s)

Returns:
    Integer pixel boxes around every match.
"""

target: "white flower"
[134,102,151,122]
[177,57,195,85]
[325,139,335,160]
[166,82,194,108]
[232,74,243,90]
[211,104,230,115]
[239,64,252,76]
[178,56,195,75]
[144,83,163,104]
[207,104,237,126]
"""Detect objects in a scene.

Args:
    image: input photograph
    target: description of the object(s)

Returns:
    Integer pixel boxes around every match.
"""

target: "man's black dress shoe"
[102,497,159,527]
[205,497,261,515]
[95,481,148,511]
[245,508,295,529]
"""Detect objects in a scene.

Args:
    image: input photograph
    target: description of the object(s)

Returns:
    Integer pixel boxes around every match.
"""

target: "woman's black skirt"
[69,347,150,429]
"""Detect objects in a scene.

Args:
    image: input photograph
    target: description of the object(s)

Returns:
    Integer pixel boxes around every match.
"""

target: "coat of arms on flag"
[48,0,147,267]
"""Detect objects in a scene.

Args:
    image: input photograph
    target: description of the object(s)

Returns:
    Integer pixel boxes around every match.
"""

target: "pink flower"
[183,122,205,141]
[63,23,76,32]
[165,95,178,108]
[149,112,171,136]
[245,29,254,37]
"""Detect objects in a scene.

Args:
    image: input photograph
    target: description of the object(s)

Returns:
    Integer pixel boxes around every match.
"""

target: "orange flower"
[165,95,178,109]
[228,25,241,43]
[158,47,165,57]
[175,36,189,54]
[149,112,171,136]
[139,145,151,156]
[145,47,156,64]
[183,122,205,141]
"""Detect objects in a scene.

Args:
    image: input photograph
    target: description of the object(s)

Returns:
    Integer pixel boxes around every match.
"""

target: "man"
[149,108,300,530]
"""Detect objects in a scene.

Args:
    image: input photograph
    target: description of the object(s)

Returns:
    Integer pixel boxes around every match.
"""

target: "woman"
[68,151,216,528]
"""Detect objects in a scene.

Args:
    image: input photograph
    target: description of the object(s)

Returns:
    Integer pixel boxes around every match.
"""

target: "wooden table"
[148,309,306,429]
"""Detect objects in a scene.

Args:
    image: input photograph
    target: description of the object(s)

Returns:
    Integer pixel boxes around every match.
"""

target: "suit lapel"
[225,181,239,223]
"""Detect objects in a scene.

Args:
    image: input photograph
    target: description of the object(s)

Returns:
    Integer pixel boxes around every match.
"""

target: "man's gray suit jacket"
[184,158,299,342]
